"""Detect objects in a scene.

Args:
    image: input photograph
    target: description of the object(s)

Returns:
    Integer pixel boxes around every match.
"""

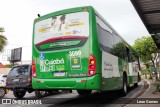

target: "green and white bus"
[32,6,141,96]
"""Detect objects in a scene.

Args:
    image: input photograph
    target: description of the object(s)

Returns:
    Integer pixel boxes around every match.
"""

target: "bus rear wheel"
[120,76,127,96]
[77,90,92,95]
[35,90,47,98]
[134,73,140,87]
[134,83,138,87]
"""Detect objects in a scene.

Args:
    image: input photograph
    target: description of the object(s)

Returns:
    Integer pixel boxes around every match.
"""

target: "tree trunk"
[159,70,160,80]
[151,59,156,68]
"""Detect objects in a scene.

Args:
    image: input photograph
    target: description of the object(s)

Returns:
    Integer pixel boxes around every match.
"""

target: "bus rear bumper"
[32,74,101,90]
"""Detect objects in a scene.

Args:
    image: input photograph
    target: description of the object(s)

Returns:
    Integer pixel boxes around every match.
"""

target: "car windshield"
[8,65,29,76]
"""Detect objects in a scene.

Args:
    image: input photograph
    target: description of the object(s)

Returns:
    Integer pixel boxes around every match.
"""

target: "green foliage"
[0,27,7,52]
[141,67,149,75]
[132,36,159,67]
[153,80,160,92]
[5,64,14,68]
[0,27,4,32]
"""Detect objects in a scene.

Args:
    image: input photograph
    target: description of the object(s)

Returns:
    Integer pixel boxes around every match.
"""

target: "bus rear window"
[34,11,89,51]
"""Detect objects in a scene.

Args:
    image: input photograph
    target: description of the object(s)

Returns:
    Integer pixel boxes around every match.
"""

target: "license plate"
[13,79,19,82]
[54,72,65,76]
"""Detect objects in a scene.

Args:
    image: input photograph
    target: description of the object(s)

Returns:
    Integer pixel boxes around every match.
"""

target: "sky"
[0,0,149,64]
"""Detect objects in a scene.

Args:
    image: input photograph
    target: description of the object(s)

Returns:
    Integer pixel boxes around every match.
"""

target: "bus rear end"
[32,6,101,94]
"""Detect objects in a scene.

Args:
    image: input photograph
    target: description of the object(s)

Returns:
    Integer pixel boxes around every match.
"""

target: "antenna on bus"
[37,14,41,17]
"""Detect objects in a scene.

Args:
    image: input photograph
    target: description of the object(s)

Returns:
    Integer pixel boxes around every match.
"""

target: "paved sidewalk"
[125,79,160,107]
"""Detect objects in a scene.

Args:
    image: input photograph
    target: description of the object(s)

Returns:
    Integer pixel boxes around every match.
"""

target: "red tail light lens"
[82,7,88,11]
[6,78,8,86]
[28,76,31,83]
[32,60,37,78]
[88,54,96,76]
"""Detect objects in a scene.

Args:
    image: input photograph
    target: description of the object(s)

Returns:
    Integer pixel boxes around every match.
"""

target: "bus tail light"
[32,60,37,78]
[88,54,96,76]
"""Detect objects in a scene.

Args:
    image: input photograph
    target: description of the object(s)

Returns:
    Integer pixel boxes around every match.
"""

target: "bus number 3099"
[69,50,81,57]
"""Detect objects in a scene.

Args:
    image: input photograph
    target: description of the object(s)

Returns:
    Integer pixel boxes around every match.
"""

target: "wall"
[0,68,11,75]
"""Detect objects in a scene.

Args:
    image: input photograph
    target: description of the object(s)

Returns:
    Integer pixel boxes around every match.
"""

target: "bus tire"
[35,90,47,98]
[134,83,138,87]
[0,88,6,98]
[138,73,141,82]
[13,90,26,98]
[134,73,140,87]
[77,90,92,96]
[120,75,127,96]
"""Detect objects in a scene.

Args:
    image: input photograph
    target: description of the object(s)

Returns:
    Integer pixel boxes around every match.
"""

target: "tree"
[5,63,14,68]
[0,27,7,52]
[132,36,159,68]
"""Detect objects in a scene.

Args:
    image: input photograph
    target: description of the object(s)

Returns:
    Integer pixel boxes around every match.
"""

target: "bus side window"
[126,47,131,62]
[112,33,126,60]
[96,23,113,53]
[96,16,114,53]
[131,53,136,62]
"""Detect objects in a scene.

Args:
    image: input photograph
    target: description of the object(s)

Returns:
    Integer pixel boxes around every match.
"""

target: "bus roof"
[34,6,94,23]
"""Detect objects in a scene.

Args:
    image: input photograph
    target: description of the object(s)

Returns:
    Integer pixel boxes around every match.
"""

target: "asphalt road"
[1,80,146,107]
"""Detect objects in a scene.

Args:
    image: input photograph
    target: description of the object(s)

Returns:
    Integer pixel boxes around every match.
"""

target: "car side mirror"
[2,75,7,78]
